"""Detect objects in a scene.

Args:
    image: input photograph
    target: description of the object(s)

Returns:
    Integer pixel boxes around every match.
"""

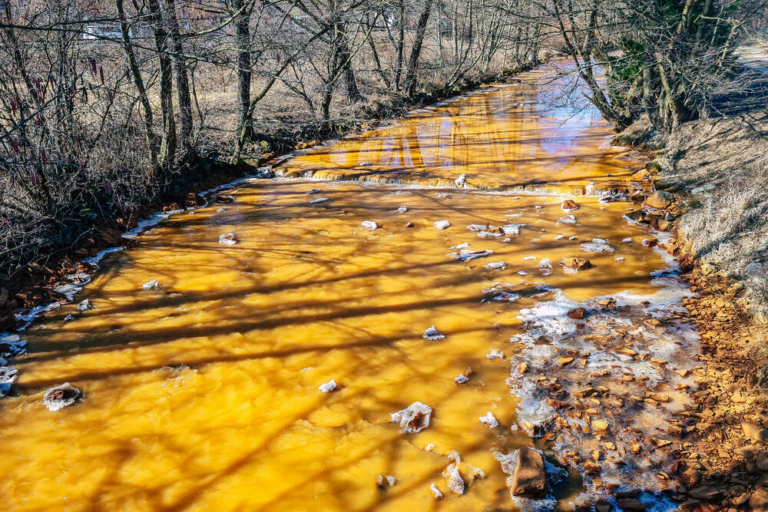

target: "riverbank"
[0,62,539,335]
[612,77,768,509]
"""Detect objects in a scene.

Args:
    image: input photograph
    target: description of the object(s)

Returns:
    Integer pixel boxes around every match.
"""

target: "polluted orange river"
[0,64,699,511]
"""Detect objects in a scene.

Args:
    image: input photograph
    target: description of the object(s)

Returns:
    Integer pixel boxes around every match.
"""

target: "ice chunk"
[64,314,74,322]
[487,349,505,360]
[0,335,27,358]
[310,197,330,204]
[523,256,537,261]
[377,475,397,488]
[493,292,521,302]
[485,261,507,270]
[557,215,577,225]
[0,367,17,397]
[581,239,614,253]
[397,205,408,214]
[77,299,93,311]
[423,326,445,340]
[361,221,379,230]
[359,161,372,166]
[391,402,433,433]
[319,379,337,393]
[479,412,500,428]
[142,279,159,291]
[434,220,451,230]
[42,383,81,412]
[615,257,625,262]
[307,188,322,195]
[455,174,467,187]
[554,234,565,241]
[443,456,465,495]
[218,232,238,246]
[451,242,470,249]
[430,483,444,500]
[455,375,469,384]
[622,237,633,243]
[453,249,493,262]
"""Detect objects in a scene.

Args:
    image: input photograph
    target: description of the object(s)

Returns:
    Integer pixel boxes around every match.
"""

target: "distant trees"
[514,0,768,132]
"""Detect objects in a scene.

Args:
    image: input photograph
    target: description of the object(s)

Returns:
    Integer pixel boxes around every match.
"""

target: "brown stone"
[643,190,674,210]
[742,421,768,444]
[561,200,579,211]
[750,488,768,511]
[568,307,589,320]
[681,468,701,487]
[560,257,593,270]
[687,486,723,501]
[557,357,574,366]
[511,448,548,499]
[624,210,649,224]
[617,498,646,511]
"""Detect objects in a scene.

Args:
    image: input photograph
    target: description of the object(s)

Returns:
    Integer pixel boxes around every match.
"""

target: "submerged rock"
[361,221,379,230]
[376,475,397,488]
[560,257,593,270]
[43,383,82,412]
[561,200,579,212]
[423,325,445,340]
[391,402,432,433]
[511,448,548,499]
[434,220,451,230]
[218,232,238,246]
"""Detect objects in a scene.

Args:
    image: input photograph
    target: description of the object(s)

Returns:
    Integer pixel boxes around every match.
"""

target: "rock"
[218,232,238,246]
[214,194,235,203]
[592,419,609,432]
[511,448,548,499]
[484,261,507,270]
[617,498,646,511]
[455,174,467,187]
[0,367,18,397]
[557,214,577,225]
[643,191,674,210]
[318,380,337,393]
[361,221,379,230]
[397,205,408,214]
[687,486,723,501]
[391,402,432,433]
[376,475,397,488]
[682,468,702,487]
[43,383,81,411]
[742,421,768,444]
[434,220,451,230]
[77,299,93,311]
[567,307,589,320]
[479,412,499,428]
[560,257,593,270]
[557,357,574,366]
[624,210,649,224]
[750,488,768,511]
[517,362,529,374]
[142,279,159,291]
[561,200,579,212]
[757,452,768,471]
[423,326,445,340]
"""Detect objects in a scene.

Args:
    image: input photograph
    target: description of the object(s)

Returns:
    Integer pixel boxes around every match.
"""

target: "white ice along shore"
[0,171,267,339]
[504,229,700,504]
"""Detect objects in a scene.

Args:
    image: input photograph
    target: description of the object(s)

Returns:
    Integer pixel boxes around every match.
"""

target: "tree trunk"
[338,27,364,103]
[403,0,435,97]
[394,0,405,91]
[147,0,176,168]
[116,0,159,172]
[164,0,194,159]
[231,0,253,163]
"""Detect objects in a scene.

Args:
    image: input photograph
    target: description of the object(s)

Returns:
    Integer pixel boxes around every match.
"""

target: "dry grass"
[661,111,768,308]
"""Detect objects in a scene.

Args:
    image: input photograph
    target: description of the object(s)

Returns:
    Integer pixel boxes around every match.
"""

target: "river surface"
[0,64,696,511]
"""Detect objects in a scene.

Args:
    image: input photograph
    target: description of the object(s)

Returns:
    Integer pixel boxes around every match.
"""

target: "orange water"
[0,64,678,511]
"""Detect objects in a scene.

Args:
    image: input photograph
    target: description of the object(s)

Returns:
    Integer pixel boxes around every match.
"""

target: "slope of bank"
[614,81,768,509]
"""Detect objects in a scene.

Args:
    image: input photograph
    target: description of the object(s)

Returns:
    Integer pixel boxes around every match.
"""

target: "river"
[0,63,696,511]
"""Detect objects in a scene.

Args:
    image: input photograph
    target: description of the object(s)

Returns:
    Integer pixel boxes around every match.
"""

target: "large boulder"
[643,191,675,210]
[751,488,768,511]
[511,448,548,499]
